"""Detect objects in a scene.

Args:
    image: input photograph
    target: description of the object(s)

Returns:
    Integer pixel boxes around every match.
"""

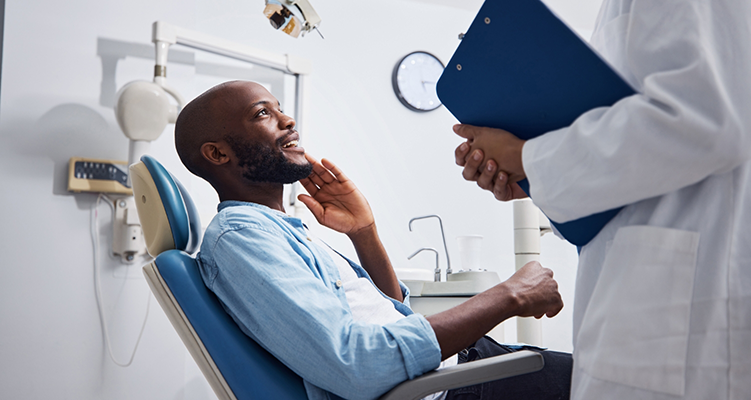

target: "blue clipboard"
[436,0,636,247]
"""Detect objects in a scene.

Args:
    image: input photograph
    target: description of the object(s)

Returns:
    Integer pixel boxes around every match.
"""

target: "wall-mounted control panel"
[67,157,132,195]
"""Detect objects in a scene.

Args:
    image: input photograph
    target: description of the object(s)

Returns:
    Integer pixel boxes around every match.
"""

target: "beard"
[226,135,312,184]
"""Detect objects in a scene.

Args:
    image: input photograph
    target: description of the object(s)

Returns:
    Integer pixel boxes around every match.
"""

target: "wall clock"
[392,51,445,112]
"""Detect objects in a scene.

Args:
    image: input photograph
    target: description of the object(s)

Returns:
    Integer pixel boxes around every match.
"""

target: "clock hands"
[421,80,437,91]
[392,51,444,111]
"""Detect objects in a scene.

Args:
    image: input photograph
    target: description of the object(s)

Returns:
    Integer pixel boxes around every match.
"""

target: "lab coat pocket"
[576,225,699,396]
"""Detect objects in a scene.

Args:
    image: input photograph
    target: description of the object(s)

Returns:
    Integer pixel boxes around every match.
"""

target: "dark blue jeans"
[446,336,572,400]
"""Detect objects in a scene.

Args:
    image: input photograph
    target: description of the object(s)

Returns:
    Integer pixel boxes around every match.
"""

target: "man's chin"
[289,161,314,183]
[244,160,313,184]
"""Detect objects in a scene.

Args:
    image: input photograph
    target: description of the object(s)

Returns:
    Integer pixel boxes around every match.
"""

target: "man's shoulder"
[199,202,293,265]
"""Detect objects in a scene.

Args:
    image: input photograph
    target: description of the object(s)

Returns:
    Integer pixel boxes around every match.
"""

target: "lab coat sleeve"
[522,0,751,223]
[204,226,441,400]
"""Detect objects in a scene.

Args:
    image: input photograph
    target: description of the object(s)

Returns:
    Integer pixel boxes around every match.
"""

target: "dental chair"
[130,155,544,400]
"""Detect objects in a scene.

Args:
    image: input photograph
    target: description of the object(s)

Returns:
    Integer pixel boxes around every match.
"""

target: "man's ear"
[200,141,231,166]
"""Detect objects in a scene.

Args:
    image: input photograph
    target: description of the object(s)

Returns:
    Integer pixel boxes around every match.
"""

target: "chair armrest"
[379,350,544,400]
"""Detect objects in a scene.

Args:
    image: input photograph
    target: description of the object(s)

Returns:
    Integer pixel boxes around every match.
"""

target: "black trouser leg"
[446,336,572,400]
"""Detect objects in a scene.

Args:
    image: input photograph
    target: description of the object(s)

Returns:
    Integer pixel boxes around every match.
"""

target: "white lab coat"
[522,0,751,399]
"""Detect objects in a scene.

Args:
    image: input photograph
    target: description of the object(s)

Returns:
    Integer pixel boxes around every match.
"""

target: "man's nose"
[279,113,295,129]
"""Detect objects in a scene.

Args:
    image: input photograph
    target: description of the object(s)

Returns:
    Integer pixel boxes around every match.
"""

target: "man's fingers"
[462,149,484,181]
[304,152,319,165]
[299,177,318,196]
[303,153,329,187]
[546,303,563,318]
[307,171,326,188]
[311,159,336,184]
[305,153,348,186]
[297,194,324,221]
[455,142,470,166]
[321,158,349,183]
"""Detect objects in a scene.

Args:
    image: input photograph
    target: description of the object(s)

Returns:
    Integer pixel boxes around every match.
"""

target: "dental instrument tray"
[407,270,502,297]
[436,0,636,247]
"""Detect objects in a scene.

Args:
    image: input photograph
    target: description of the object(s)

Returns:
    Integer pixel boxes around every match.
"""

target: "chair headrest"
[130,155,202,257]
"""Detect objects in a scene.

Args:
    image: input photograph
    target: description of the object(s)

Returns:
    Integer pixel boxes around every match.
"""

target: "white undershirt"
[309,232,457,400]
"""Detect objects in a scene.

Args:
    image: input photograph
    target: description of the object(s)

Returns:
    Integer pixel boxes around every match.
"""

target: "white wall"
[0,0,600,398]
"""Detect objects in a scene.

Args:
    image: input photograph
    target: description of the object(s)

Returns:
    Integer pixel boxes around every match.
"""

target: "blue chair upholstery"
[131,155,544,400]
[154,252,307,400]
[132,155,306,400]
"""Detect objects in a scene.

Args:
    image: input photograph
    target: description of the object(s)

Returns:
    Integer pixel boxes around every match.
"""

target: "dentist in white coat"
[453,0,751,399]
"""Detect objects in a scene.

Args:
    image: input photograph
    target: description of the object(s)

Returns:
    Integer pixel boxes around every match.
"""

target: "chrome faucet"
[407,248,440,282]
[408,215,452,280]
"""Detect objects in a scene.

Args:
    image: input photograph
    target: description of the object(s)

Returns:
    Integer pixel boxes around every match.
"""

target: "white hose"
[91,194,151,367]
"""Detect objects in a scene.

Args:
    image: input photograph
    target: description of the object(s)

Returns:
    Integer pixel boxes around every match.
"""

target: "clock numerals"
[392,51,445,112]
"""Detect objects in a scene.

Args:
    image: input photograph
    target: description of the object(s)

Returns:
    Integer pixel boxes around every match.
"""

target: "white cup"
[456,235,483,271]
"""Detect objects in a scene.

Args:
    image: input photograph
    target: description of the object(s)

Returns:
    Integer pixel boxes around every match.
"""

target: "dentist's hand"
[454,124,528,202]
[297,153,375,237]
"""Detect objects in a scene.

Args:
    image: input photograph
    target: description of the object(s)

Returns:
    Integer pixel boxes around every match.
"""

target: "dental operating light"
[264,0,323,38]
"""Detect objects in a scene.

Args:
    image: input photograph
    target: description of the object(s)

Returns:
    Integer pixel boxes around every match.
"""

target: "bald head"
[175,82,225,179]
[174,81,309,202]
[175,80,267,180]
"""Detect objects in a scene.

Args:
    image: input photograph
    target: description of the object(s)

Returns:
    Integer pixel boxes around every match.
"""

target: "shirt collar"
[218,200,305,229]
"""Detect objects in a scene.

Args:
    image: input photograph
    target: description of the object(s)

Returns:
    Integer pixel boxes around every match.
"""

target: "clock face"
[392,51,445,112]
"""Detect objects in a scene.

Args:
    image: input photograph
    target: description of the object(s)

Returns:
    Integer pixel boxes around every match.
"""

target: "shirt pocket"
[575,225,699,396]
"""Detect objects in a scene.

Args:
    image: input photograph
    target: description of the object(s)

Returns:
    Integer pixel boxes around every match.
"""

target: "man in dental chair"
[174,80,572,400]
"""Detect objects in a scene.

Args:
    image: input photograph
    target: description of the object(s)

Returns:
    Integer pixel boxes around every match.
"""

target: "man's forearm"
[426,283,518,360]
[426,261,563,360]
[348,224,403,302]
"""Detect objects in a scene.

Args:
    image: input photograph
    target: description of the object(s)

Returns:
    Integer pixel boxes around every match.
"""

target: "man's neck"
[218,181,287,212]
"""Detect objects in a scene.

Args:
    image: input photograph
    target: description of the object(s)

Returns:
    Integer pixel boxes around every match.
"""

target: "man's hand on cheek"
[297,153,375,236]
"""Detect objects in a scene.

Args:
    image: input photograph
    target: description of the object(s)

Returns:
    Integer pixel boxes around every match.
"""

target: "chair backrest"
[130,155,307,400]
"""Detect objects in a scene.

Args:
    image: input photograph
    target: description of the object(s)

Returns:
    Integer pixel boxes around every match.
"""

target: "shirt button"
[335,280,343,288]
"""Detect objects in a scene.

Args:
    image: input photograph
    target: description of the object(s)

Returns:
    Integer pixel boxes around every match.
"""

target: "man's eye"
[256,109,268,117]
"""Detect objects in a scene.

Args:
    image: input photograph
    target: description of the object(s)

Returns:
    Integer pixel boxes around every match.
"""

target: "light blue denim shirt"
[198,201,442,400]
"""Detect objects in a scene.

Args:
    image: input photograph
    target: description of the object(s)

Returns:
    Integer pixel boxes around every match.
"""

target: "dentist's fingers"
[476,159,499,191]
[452,124,478,140]
[492,173,512,201]
[492,175,529,202]
[462,149,484,182]
[455,141,471,167]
